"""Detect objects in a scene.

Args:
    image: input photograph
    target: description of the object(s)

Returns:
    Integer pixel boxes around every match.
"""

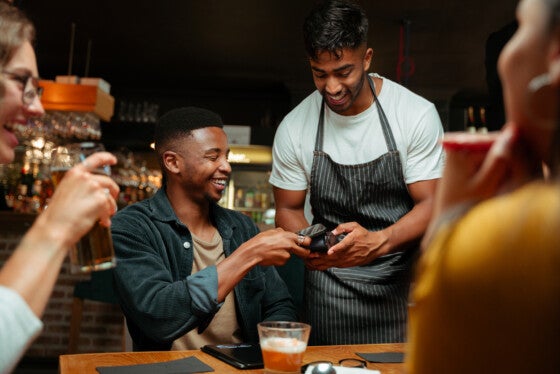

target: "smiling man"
[112,106,310,351]
[270,0,444,345]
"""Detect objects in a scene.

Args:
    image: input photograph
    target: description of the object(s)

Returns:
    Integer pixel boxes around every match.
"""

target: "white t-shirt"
[0,286,42,374]
[270,74,444,192]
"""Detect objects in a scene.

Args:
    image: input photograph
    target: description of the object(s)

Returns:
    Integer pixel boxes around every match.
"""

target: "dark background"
[18,0,518,146]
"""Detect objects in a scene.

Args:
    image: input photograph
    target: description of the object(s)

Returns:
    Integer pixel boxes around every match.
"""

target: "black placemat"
[356,352,405,363]
[96,356,214,374]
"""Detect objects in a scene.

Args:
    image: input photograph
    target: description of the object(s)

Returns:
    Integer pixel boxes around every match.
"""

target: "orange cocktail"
[258,321,311,374]
[260,337,306,373]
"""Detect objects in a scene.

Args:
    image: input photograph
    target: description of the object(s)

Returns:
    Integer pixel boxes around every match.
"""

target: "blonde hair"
[0,2,35,69]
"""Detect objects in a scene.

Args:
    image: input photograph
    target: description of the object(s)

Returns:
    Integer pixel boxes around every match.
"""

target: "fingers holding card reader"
[297,224,346,253]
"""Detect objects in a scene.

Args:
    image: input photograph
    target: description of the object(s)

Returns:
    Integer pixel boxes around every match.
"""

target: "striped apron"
[305,76,417,344]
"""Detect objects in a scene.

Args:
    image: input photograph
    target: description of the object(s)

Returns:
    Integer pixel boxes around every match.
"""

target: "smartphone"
[297,223,328,239]
[201,343,264,370]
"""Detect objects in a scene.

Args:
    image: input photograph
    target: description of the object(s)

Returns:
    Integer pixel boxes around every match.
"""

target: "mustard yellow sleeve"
[406,182,560,374]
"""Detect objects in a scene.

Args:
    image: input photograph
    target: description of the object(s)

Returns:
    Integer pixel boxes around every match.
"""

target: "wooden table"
[59,343,405,373]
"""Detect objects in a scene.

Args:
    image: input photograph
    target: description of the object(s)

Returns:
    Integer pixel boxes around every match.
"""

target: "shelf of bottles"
[0,143,52,214]
[218,169,276,225]
[0,79,164,214]
[0,132,163,214]
[464,105,489,133]
[111,149,162,210]
[215,145,276,225]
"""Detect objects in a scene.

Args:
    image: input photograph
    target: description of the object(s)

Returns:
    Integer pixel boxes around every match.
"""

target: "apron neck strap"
[315,100,326,152]
[368,75,397,151]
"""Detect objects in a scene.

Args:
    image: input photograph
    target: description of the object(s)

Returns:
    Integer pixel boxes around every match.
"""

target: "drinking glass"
[258,321,311,374]
[50,142,116,273]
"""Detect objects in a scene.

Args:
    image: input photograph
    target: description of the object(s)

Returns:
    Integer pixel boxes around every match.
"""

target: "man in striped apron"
[269,0,444,344]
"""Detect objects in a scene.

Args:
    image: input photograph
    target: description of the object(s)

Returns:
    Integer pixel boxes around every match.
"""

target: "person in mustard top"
[406,0,560,372]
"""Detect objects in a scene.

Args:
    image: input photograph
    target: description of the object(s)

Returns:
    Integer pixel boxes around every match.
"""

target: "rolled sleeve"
[187,265,223,316]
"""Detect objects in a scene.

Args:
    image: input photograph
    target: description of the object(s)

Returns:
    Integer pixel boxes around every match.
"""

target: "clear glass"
[257,321,311,374]
[50,142,116,273]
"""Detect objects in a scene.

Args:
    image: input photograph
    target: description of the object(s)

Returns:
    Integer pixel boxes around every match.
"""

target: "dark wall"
[22,0,519,136]
[101,81,288,150]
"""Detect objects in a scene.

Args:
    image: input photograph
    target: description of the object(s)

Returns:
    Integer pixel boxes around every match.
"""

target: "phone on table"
[201,343,263,370]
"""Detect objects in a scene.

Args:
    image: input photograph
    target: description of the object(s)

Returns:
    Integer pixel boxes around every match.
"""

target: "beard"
[322,71,367,115]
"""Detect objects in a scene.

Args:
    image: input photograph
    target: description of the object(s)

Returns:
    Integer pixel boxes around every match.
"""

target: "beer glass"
[50,142,116,273]
[258,321,311,374]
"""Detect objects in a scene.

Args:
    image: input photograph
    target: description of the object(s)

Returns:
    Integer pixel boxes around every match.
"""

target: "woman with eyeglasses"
[406,0,560,372]
[0,3,119,373]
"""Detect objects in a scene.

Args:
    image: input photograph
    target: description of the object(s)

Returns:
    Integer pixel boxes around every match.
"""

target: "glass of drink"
[440,131,499,152]
[50,142,116,274]
[257,321,311,374]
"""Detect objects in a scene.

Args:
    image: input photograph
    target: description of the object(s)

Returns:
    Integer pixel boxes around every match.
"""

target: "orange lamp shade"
[39,80,115,122]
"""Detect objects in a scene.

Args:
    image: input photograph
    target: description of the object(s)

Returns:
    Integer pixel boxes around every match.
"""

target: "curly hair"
[303,0,368,60]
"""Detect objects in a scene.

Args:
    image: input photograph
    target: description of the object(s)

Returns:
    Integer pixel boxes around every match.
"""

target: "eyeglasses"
[301,358,367,373]
[2,70,43,106]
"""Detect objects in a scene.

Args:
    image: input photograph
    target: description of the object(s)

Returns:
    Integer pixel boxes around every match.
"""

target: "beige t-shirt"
[172,230,242,350]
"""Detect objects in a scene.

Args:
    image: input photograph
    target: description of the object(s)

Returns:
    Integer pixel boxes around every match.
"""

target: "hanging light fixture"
[36,77,114,141]
[39,79,114,122]
[30,22,115,143]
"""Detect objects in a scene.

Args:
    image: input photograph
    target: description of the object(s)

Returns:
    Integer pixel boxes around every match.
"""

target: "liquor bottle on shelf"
[466,106,477,133]
[254,183,262,208]
[235,187,245,208]
[21,164,35,198]
[259,184,270,209]
[244,187,255,208]
[478,107,488,133]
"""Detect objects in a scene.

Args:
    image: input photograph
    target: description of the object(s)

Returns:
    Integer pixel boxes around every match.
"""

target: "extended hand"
[246,228,311,267]
[305,222,388,270]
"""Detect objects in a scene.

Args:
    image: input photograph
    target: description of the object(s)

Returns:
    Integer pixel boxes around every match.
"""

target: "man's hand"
[243,228,311,267]
[304,222,388,271]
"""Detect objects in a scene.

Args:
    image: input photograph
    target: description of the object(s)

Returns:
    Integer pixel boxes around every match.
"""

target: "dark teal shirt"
[111,188,297,351]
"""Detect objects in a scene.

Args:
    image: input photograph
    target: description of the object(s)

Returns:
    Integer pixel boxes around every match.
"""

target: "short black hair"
[303,0,368,60]
[154,106,224,154]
